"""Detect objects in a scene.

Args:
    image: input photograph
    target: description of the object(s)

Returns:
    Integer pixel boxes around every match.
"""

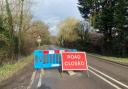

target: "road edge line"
[27,71,36,89]
[37,73,42,88]
[89,69,121,89]
[89,66,128,88]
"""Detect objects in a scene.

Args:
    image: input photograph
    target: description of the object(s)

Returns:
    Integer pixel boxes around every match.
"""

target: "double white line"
[88,66,128,89]
[27,71,36,89]
[27,69,44,89]
[37,69,45,88]
[28,67,128,89]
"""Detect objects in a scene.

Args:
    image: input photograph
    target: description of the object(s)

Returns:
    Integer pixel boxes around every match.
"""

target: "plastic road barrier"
[33,49,77,69]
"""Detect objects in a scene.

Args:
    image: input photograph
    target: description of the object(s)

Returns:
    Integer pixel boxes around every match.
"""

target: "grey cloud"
[31,0,82,35]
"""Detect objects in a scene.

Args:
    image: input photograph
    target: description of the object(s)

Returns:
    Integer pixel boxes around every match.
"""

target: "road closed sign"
[61,52,88,70]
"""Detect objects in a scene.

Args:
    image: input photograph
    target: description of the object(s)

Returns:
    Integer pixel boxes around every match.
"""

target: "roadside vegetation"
[56,0,128,59]
[0,55,33,82]
[0,0,128,82]
[0,0,51,65]
[77,0,128,57]
[0,0,51,81]
[89,53,128,64]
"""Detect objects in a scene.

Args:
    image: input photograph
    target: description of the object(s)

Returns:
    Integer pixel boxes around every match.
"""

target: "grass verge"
[0,55,33,82]
[89,53,128,64]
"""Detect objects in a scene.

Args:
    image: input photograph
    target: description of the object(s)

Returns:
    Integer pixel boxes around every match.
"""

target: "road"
[0,45,128,89]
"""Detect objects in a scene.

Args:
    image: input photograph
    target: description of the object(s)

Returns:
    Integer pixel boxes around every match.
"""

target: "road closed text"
[64,61,85,66]
[67,54,81,59]
[62,52,88,70]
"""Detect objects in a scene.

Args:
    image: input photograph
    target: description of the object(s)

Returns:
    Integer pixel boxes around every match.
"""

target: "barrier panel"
[33,49,77,69]
[62,52,88,70]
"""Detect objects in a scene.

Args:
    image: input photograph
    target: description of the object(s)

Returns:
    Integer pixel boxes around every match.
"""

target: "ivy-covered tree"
[78,0,128,56]
[114,0,128,56]
[78,0,101,26]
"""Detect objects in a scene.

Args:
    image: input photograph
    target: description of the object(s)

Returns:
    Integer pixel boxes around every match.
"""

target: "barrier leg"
[58,67,63,77]
[87,70,90,77]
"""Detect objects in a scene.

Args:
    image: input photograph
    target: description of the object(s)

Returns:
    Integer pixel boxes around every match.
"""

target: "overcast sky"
[31,0,82,35]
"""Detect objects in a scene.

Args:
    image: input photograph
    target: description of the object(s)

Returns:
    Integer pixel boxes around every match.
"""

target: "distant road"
[0,45,128,89]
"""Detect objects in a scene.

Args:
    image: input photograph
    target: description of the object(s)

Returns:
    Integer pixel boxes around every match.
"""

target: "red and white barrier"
[43,50,70,54]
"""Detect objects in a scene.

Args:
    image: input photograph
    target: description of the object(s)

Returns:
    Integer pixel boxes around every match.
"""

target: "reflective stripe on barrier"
[33,49,77,69]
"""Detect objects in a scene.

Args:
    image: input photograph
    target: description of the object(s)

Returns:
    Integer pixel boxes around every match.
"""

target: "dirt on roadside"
[0,61,34,89]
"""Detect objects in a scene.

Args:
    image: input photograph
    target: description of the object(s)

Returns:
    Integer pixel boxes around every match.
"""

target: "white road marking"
[37,73,42,88]
[89,66,128,89]
[89,69,122,89]
[27,71,36,89]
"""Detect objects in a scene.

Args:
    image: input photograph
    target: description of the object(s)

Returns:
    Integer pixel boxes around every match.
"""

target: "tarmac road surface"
[0,45,128,89]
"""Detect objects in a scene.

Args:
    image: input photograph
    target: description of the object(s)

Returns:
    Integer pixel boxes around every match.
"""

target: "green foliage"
[57,17,90,49]
[91,53,128,64]
[113,0,128,56]
[57,17,80,47]
[96,0,115,45]
[78,0,97,19]
[0,1,51,64]
[21,20,50,55]
[0,15,11,64]
[78,0,128,56]
[75,21,89,42]
[78,0,101,26]
[0,55,33,82]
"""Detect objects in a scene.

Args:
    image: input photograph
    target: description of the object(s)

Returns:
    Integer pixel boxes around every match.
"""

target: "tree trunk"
[18,0,24,57]
[5,0,15,59]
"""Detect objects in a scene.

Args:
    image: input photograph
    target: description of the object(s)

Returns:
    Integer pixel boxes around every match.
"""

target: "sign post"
[61,52,88,71]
